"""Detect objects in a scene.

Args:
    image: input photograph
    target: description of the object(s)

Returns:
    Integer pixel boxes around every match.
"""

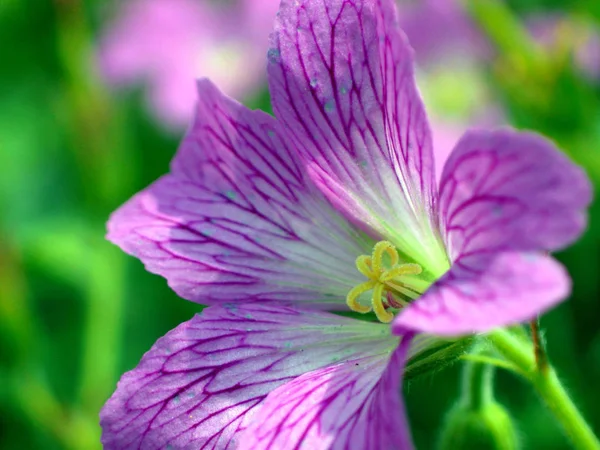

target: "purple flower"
[101,0,591,448]
[98,0,280,129]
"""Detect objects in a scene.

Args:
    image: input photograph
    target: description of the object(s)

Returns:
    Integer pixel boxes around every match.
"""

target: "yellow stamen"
[346,280,377,313]
[355,255,373,279]
[371,283,394,323]
[371,241,399,274]
[346,241,424,322]
[380,263,422,282]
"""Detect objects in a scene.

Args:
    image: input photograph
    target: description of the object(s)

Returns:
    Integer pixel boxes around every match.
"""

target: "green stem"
[489,329,600,450]
[78,237,126,411]
[462,358,494,410]
[53,0,129,435]
[488,328,533,373]
[460,354,521,375]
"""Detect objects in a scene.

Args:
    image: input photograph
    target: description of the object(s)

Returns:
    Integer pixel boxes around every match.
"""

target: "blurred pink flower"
[397,0,489,69]
[98,0,280,129]
[527,14,600,81]
[398,0,600,81]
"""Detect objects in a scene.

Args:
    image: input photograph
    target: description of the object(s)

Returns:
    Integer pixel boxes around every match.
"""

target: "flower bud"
[438,399,520,450]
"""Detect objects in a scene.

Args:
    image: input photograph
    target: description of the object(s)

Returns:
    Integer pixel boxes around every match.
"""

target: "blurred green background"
[0,0,599,448]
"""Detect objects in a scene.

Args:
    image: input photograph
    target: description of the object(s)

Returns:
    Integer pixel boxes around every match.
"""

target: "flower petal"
[239,334,415,450]
[395,129,591,335]
[438,129,591,261]
[268,0,444,267]
[100,303,400,449]
[393,252,570,335]
[108,79,373,308]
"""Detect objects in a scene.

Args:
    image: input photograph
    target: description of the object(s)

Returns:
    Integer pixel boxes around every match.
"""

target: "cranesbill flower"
[101,0,591,448]
[98,0,280,129]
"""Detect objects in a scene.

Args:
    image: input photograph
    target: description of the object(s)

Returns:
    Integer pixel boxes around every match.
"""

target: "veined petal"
[108,79,374,308]
[395,129,591,335]
[268,0,446,270]
[438,128,591,261]
[100,303,401,449]
[393,252,570,335]
[239,335,415,450]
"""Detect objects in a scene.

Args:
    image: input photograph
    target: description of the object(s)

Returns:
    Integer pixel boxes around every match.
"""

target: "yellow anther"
[371,241,399,274]
[346,280,377,313]
[355,255,374,279]
[347,241,424,323]
[371,283,394,323]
